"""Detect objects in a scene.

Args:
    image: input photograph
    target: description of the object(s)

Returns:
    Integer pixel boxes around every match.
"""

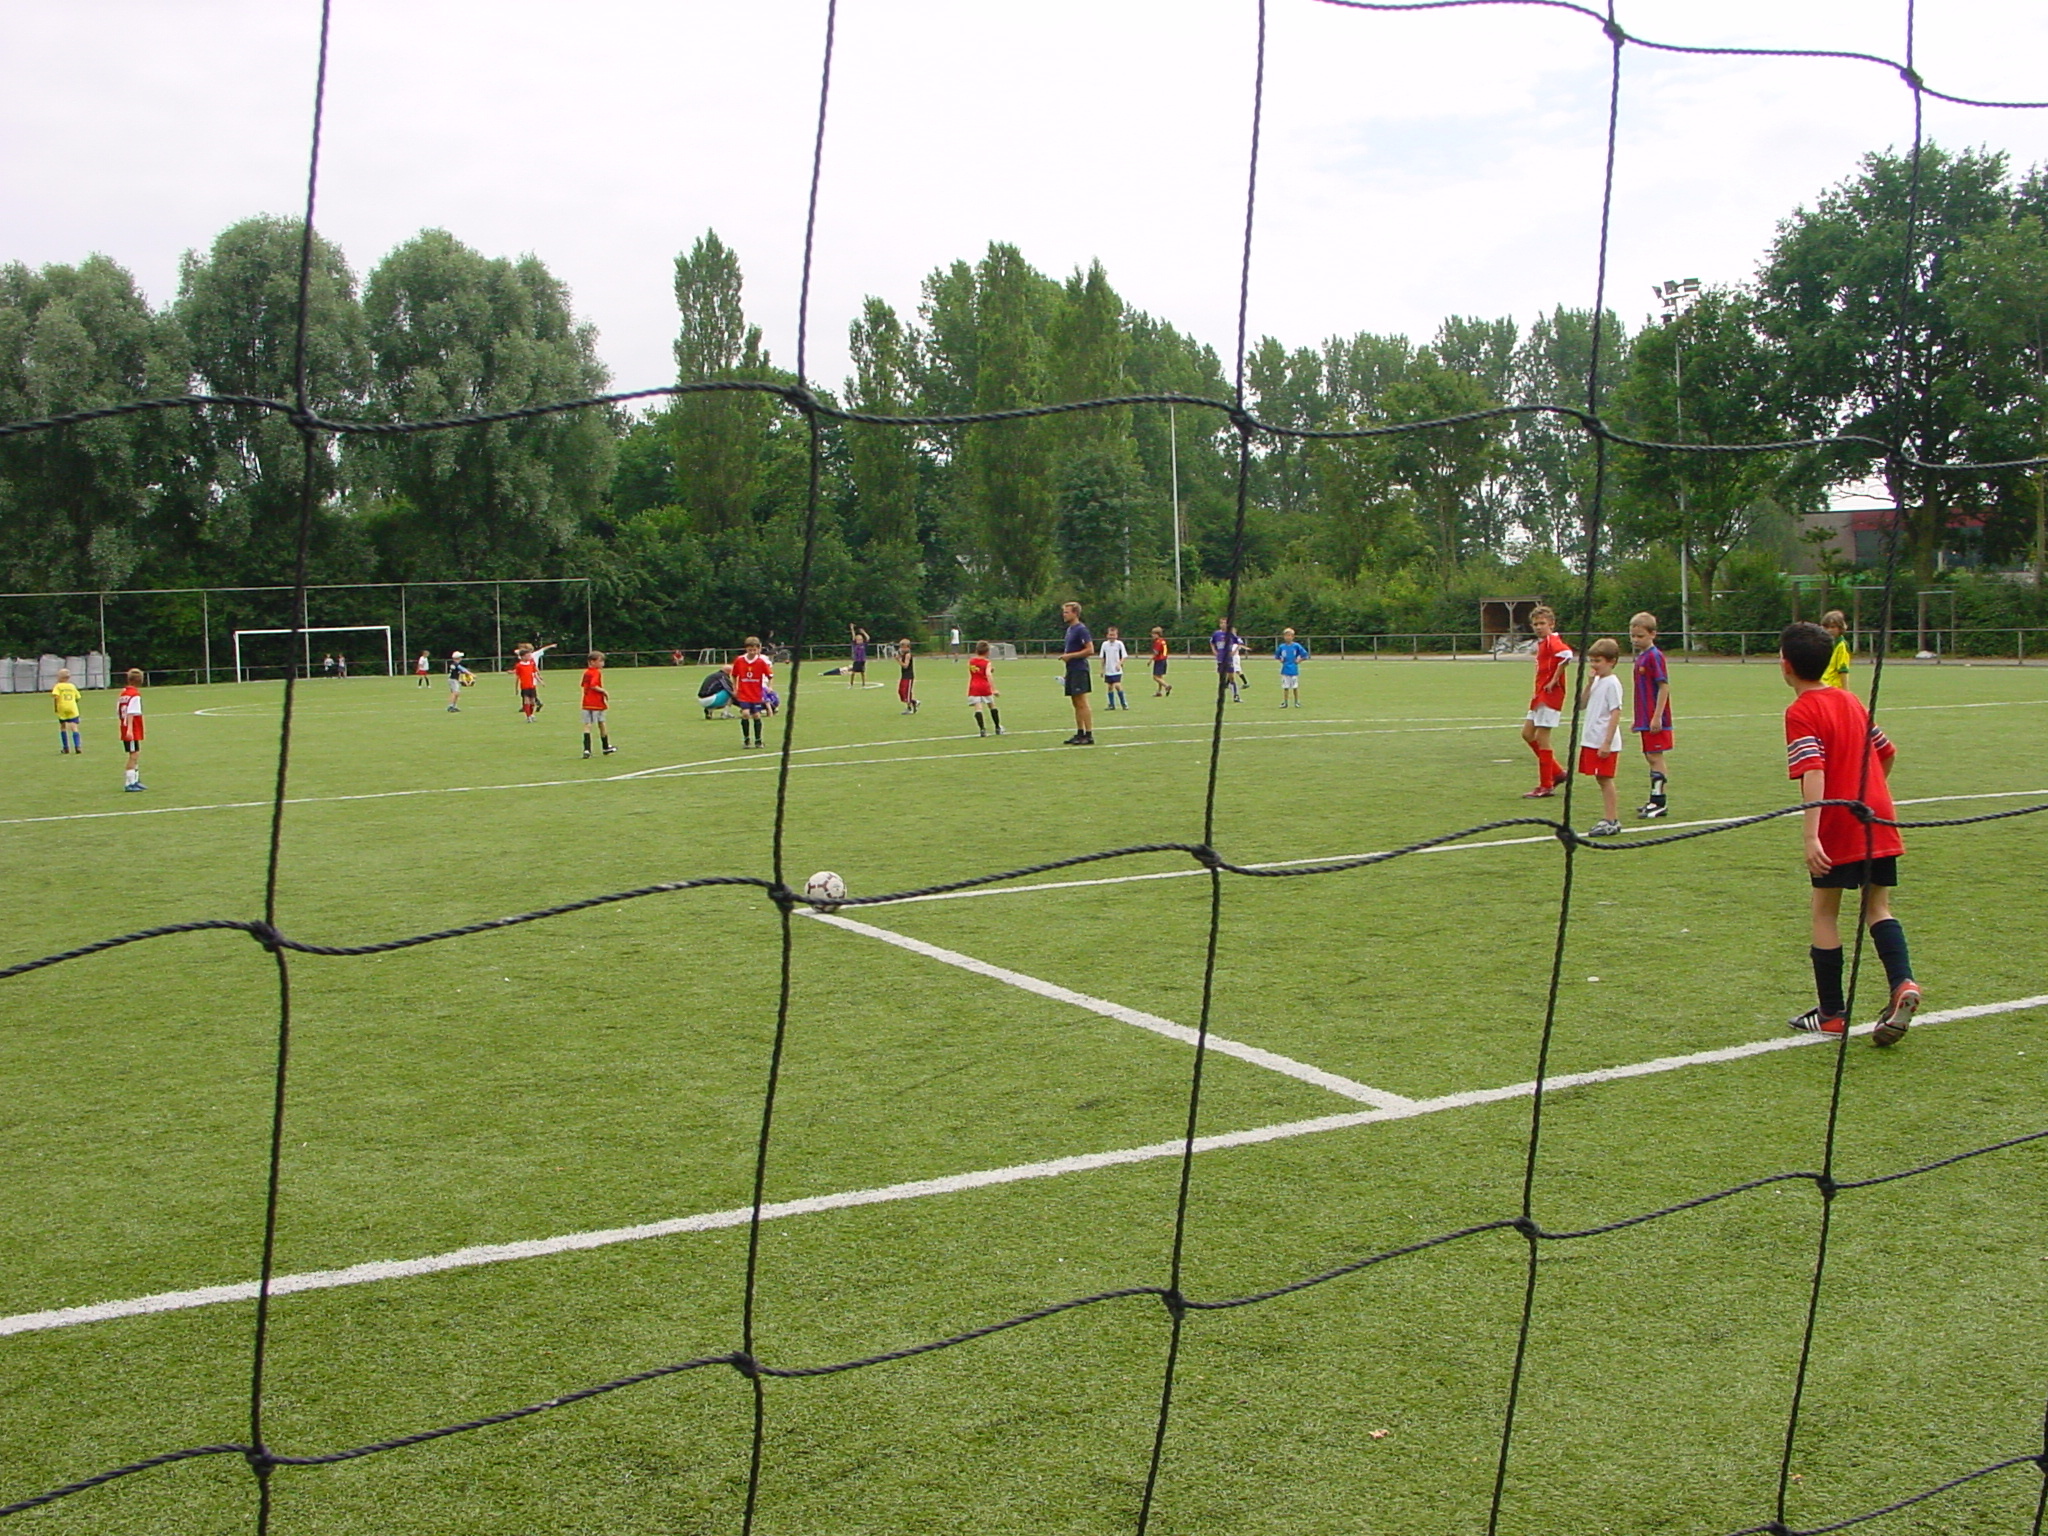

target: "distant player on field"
[1577,637,1624,836]
[732,636,773,749]
[1059,601,1095,746]
[1099,626,1129,710]
[52,667,82,754]
[1210,618,1243,703]
[1520,605,1573,798]
[446,651,472,712]
[848,625,869,688]
[1821,610,1852,689]
[1629,611,1673,818]
[415,650,431,687]
[968,639,1003,737]
[117,668,146,791]
[579,652,614,758]
[1780,621,1919,1044]
[1274,627,1308,707]
[896,638,919,714]
[513,643,543,721]
[1150,627,1172,697]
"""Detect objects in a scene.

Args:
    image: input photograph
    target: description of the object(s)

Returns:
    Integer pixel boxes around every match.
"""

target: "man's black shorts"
[1063,662,1092,697]
[1811,856,1898,890]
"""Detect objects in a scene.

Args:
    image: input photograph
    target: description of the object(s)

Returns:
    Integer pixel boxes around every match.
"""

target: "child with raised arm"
[732,636,773,749]
[1629,612,1673,818]
[1210,618,1242,703]
[513,643,543,721]
[1099,626,1129,710]
[1519,605,1573,798]
[1150,627,1172,697]
[579,652,614,758]
[967,639,1003,736]
[117,668,145,791]
[1779,621,1919,1044]
[1274,627,1308,707]
[1577,638,1624,836]
[1821,610,1852,689]
[52,667,82,754]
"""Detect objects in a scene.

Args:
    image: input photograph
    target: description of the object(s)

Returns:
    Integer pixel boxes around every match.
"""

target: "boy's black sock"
[988,707,1001,729]
[582,732,591,753]
[1810,945,1846,1017]
[1869,918,1913,990]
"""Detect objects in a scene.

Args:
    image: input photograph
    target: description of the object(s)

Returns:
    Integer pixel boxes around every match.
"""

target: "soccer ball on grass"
[803,871,847,912]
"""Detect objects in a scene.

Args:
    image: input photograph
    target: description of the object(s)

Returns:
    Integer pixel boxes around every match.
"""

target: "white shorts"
[582,709,606,724]
[1281,674,1299,688]
[1526,706,1561,730]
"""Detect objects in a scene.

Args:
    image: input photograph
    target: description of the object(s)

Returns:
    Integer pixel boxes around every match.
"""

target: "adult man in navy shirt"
[1059,600,1095,745]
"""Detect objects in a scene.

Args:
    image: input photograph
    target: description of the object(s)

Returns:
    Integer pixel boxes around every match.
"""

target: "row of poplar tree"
[3,143,2046,660]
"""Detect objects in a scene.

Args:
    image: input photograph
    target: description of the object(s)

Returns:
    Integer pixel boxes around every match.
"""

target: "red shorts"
[1637,729,1673,753]
[898,677,914,702]
[1577,745,1617,778]
[120,727,143,745]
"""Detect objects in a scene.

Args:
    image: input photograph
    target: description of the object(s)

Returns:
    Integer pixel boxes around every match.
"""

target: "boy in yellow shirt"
[51,668,82,754]
[1821,610,1851,689]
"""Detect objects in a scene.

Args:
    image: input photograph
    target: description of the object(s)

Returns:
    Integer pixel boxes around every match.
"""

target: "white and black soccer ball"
[803,870,847,912]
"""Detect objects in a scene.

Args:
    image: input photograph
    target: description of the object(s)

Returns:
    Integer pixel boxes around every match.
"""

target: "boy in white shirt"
[1099,626,1130,710]
[1577,637,1624,836]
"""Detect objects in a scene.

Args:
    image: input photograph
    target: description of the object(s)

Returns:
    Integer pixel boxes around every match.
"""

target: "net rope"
[3,1,2046,1532]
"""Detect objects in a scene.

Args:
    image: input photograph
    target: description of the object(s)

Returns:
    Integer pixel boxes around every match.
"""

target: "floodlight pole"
[1657,278,1701,652]
[1169,403,1184,617]
[493,582,503,672]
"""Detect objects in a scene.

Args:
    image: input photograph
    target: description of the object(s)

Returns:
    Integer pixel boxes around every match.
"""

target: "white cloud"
[4,0,2046,406]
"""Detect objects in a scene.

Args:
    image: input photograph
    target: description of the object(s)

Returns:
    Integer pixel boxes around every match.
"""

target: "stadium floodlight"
[232,625,395,682]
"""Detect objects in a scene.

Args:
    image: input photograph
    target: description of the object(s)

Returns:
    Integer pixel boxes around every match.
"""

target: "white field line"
[806,911,1412,1110]
[5,697,2040,830]
[4,992,2041,1340]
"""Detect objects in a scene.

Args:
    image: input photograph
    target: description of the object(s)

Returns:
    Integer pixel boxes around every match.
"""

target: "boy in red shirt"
[1780,621,1919,1044]
[967,639,1003,737]
[579,652,614,758]
[1150,627,1172,697]
[512,643,543,721]
[1519,605,1573,798]
[117,668,146,792]
[731,636,773,749]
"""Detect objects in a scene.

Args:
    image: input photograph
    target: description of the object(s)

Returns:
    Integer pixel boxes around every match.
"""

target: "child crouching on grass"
[1779,621,1919,1045]
[1577,637,1623,837]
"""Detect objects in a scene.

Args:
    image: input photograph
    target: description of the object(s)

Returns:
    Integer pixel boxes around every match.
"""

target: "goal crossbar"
[233,625,394,682]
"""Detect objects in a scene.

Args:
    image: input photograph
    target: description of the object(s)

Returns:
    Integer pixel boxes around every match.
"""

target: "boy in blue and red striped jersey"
[1780,621,1919,1045]
[1629,612,1673,818]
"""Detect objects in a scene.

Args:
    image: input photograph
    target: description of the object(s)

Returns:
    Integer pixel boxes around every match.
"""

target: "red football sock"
[1538,748,1562,785]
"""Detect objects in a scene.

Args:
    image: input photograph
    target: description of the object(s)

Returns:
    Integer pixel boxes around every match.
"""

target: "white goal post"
[232,625,395,683]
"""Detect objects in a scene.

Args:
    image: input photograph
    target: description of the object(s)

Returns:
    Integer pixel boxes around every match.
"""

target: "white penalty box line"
[4,992,2041,1339]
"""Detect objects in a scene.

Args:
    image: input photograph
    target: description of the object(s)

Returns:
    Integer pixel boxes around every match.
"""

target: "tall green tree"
[1381,358,1503,571]
[845,296,922,548]
[1509,305,1628,558]
[0,255,190,592]
[358,229,613,577]
[1759,144,2020,580]
[669,230,775,535]
[961,243,1056,596]
[175,216,368,581]
[1609,287,1817,596]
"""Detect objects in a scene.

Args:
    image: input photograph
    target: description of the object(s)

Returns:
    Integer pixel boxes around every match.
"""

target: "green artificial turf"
[1,652,2043,1534]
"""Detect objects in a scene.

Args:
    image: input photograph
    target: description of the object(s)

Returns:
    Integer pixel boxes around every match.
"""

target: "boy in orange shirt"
[512,643,543,721]
[118,668,146,791]
[1519,605,1573,798]
[731,636,774,749]
[579,652,614,758]
[1780,621,1919,1044]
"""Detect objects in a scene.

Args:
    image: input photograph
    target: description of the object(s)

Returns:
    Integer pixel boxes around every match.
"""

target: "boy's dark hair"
[1588,636,1621,661]
[974,639,990,655]
[1780,621,1833,681]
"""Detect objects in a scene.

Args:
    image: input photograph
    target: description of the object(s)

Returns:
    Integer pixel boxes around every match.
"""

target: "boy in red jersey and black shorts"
[1519,605,1573,798]
[967,639,1003,737]
[731,636,773,749]
[1780,621,1919,1044]
[579,652,613,758]
[117,667,146,791]
[512,643,543,721]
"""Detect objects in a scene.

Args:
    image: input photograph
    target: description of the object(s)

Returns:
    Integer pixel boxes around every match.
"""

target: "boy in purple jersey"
[1210,618,1243,702]
[1629,612,1673,817]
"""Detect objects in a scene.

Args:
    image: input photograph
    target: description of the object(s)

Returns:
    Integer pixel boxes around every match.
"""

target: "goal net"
[232,625,395,683]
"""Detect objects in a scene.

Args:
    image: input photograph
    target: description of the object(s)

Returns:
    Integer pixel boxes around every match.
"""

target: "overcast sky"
[6,1,2048,406]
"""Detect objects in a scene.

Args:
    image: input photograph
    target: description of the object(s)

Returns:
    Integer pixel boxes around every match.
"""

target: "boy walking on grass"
[896,638,919,714]
[513,643,543,721]
[579,652,614,758]
[1099,626,1129,710]
[1274,628,1308,707]
[1577,638,1624,836]
[1150,628,1172,696]
[1629,612,1673,818]
[1780,621,1920,1044]
[52,667,82,754]
[117,669,145,791]
[968,640,1003,736]
[446,652,472,712]
[1519,605,1573,798]
[732,636,773,749]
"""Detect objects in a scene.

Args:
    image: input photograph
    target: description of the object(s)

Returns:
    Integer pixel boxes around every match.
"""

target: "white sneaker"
[1587,819,1622,837]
